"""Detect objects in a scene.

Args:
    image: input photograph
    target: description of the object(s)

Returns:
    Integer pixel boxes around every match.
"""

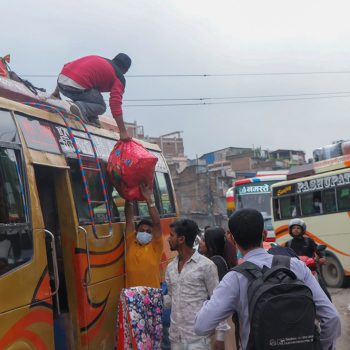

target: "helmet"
[288,218,306,236]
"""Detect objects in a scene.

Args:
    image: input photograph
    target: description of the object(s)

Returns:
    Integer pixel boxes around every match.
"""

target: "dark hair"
[224,238,238,268]
[170,219,200,248]
[228,209,264,250]
[113,53,132,72]
[204,227,225,258]
[136,219,153,230]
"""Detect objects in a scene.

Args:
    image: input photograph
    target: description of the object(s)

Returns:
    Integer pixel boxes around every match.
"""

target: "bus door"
[35,160,124,350]
[34,165,76,350]
[0,144,54,350]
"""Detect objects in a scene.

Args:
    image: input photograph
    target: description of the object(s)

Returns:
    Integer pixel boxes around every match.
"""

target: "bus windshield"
[233,175,287,216]
[235,190,271,215]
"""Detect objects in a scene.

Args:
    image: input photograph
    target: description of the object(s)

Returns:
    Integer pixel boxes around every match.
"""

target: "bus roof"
[272,165,350,189]
[234,174,287,185]
[0,76,160,152]
[287,154,350,180]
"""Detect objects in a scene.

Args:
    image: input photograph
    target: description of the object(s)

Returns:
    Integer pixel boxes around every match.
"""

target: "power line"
[124,91,350,102]
[124,94,350,107]
[19,70,350,78]
[128,71,350,77]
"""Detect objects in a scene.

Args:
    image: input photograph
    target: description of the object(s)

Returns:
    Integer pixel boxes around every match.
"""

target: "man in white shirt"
[164,219,229,350]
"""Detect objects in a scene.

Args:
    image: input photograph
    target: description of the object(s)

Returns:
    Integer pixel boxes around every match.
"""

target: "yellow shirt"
[125,232,164,288]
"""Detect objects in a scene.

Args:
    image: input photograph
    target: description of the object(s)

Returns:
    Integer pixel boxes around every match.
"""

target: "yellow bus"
[271,157,350,288]
[0,75,177,349]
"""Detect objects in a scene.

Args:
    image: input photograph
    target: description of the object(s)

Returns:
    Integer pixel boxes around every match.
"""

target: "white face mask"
[136,231,153,245]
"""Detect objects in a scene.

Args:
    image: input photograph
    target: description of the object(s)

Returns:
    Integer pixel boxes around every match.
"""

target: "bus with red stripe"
[226,171,287,217]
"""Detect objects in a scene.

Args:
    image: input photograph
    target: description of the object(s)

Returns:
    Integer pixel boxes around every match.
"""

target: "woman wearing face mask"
[124,183,163,288]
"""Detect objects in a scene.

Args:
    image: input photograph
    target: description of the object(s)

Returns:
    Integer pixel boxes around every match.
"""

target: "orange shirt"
[125,232,164,288]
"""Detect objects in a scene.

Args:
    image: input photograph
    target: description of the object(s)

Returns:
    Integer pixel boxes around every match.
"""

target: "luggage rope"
[21,102,113,238]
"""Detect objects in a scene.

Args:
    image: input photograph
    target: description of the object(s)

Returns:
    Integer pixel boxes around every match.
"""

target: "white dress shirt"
[164,250,229,342]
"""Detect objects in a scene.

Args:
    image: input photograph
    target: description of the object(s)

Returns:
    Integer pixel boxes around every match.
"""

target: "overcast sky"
[3,0,350,159]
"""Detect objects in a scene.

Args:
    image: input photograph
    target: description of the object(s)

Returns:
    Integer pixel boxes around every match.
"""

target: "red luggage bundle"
[107,140,158,201]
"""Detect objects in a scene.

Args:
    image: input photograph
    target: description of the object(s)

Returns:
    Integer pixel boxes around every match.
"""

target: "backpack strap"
[232,261,262,281]
[263,255,297,282]
[272,254,291,269]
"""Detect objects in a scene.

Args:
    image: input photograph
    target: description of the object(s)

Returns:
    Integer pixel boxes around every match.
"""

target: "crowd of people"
[119,183,341,350]
[46,53,342,350]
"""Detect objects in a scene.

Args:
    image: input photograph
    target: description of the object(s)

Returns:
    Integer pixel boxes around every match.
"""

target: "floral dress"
[117,286,163,350]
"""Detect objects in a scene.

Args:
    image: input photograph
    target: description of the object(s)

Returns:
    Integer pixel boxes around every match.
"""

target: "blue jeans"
[58,83,106,119]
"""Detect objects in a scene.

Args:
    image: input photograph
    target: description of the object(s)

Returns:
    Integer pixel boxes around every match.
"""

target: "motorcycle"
[299,244,327,278]
[299,245,331,300]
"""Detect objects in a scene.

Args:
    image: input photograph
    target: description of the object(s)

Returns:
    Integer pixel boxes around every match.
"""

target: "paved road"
[329,287,350,350]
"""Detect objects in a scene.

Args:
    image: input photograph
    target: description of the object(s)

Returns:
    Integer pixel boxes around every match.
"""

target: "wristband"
[149,202,156,208]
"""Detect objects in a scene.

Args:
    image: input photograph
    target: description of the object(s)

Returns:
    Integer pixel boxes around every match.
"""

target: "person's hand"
[214,340,225,350]
[119,130,131,141]
[140,183,152,203]
[318,257,326,265]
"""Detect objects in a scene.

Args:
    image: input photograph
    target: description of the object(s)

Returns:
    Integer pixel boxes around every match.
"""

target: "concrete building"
[172,159,235,228]
[144,131,185,158]
[270,149,306,166]
[200,146,252,165]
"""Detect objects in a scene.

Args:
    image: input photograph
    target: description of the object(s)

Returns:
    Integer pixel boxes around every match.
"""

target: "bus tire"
[321,252,345,288]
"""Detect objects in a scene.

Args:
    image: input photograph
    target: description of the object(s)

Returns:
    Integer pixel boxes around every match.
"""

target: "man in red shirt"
[52,53,131,139]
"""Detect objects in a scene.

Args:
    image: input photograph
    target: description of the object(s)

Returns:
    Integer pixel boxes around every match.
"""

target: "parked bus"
[0,73,177,349]
[271,157,350,287]
[230,171,287,216]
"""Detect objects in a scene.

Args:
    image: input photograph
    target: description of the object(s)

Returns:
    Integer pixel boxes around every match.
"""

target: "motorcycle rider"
[285,218,325,261]
[285,218,331,300]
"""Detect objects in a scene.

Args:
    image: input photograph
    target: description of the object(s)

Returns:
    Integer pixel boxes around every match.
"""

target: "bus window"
[0,110,19,143]
[300,191,323,215]
[137,201,150,218]
[69,160,120,224]
[323,189,337,213]
[273,198,281,220]
[111,188,125,221]
[0,148,32,276]
[279,195,298,219]
[135,179,156,218]
[134,173,175,219]
[155,172,175,216]
[0,149,26,223]
[337,186,350,211]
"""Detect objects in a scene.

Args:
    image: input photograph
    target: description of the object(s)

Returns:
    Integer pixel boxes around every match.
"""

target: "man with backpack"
[194,209,341,350]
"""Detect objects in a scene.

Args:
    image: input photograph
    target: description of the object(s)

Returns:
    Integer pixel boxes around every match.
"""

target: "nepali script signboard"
[237,183,271,195]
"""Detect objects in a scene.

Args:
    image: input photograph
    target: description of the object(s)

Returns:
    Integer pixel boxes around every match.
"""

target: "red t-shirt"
[61,55,124,117]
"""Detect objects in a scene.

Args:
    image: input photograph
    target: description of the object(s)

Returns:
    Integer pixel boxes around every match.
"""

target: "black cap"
[113,53,132,72]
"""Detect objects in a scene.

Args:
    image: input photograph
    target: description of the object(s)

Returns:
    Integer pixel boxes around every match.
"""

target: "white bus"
[230,171,288,216]
[271,156,350,287]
